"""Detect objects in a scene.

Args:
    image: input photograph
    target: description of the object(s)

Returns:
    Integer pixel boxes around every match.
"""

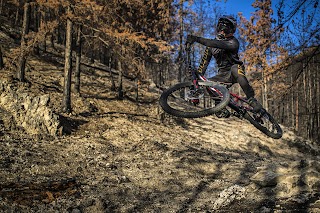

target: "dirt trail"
[0,94,319,212]
[0,27,319,212]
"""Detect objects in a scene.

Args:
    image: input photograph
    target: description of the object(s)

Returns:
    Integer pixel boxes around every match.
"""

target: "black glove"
[186,35,197,44]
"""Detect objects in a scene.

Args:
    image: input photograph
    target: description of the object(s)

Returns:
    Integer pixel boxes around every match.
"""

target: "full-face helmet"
[217,15,237,38]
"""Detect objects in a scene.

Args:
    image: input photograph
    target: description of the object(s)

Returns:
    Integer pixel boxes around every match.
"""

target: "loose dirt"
[0,26,319,213]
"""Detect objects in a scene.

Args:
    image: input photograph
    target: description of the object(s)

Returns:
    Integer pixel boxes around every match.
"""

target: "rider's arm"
[194,37,238,51]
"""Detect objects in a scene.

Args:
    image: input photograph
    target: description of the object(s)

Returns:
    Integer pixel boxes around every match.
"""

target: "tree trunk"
[117,60,124,100]
[290,68,294,127]
[177,0,184,83]
[56,26,62,44]
[15,8,19,25]
[74,25,82,94]
[303,60,308,136]
[50,34,55,49]
[316,55,320,142]
[262,69,268,111]
[90,31,95,64]
[109,57,116,91]
[0,45,4,69]
[62,14,73,113]
[0,0,4,15]
[33,4,40,55]
[135,78,139,102]
[311,56,318,142]
[17,2,31,82]
[295,78,299,132]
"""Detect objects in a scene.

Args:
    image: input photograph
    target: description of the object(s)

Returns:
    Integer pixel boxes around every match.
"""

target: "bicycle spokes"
[159,82,230,118]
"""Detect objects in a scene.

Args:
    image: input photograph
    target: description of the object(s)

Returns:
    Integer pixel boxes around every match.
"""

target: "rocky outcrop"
[0,80,61,136]
[212,185,246,210]
[251,160,320,198]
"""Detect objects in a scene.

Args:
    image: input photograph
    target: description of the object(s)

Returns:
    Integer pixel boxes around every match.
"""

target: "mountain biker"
[186,15,263,117]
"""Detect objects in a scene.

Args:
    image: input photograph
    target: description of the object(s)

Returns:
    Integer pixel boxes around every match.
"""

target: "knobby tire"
[159,82,230,118]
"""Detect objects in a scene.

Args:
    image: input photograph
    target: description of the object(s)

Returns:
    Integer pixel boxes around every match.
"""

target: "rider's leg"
[231,65,263,112]
[209,73,231,118]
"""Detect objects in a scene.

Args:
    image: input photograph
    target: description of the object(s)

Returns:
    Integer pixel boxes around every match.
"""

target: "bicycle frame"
[186,43,252,118]
[180,43,282,139]
[228,93,250,117]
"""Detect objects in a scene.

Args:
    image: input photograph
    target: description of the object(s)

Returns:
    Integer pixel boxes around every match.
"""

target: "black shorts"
[209,64,246,84]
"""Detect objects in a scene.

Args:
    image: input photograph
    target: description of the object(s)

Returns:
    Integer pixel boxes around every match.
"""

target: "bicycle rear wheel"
[244,109,283,139]
[159,82,230,118]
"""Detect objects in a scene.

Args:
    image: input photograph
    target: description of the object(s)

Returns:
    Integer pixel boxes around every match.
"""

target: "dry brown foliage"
[7,0,175,78]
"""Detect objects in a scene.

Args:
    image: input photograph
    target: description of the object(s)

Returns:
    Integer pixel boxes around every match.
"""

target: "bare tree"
[0,45,4,69]
[0,0,4,15]
[17,2,31,82]
[238,0,285,111]
[62,8,73,113]
[74,24,82,94]
[109,57,116,91]
[117,60,124,100]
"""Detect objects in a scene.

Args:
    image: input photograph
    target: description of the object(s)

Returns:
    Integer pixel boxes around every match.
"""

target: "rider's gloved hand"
[186,35,197,44]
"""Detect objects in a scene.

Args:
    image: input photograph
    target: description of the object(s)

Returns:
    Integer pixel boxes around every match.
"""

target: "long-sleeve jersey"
[195,36,243,74]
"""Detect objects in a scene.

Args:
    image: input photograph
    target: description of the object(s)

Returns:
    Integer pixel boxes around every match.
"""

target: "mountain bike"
[159,43,283,139]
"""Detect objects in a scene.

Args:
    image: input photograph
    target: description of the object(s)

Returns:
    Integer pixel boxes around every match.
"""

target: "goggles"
[217,19,234,34]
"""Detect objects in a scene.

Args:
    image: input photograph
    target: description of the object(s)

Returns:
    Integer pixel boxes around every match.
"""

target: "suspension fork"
[186,43,199,89]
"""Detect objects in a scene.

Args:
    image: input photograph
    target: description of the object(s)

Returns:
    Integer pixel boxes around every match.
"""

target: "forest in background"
[0,0,319,142]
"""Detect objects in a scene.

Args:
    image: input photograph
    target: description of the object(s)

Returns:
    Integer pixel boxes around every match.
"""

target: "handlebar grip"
[185,42,191,51]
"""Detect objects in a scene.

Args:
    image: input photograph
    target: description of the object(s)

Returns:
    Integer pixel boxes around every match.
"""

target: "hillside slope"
[0,26,320,212]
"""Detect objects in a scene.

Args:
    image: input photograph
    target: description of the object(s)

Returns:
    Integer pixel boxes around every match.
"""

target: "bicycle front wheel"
[159,82,230,118]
